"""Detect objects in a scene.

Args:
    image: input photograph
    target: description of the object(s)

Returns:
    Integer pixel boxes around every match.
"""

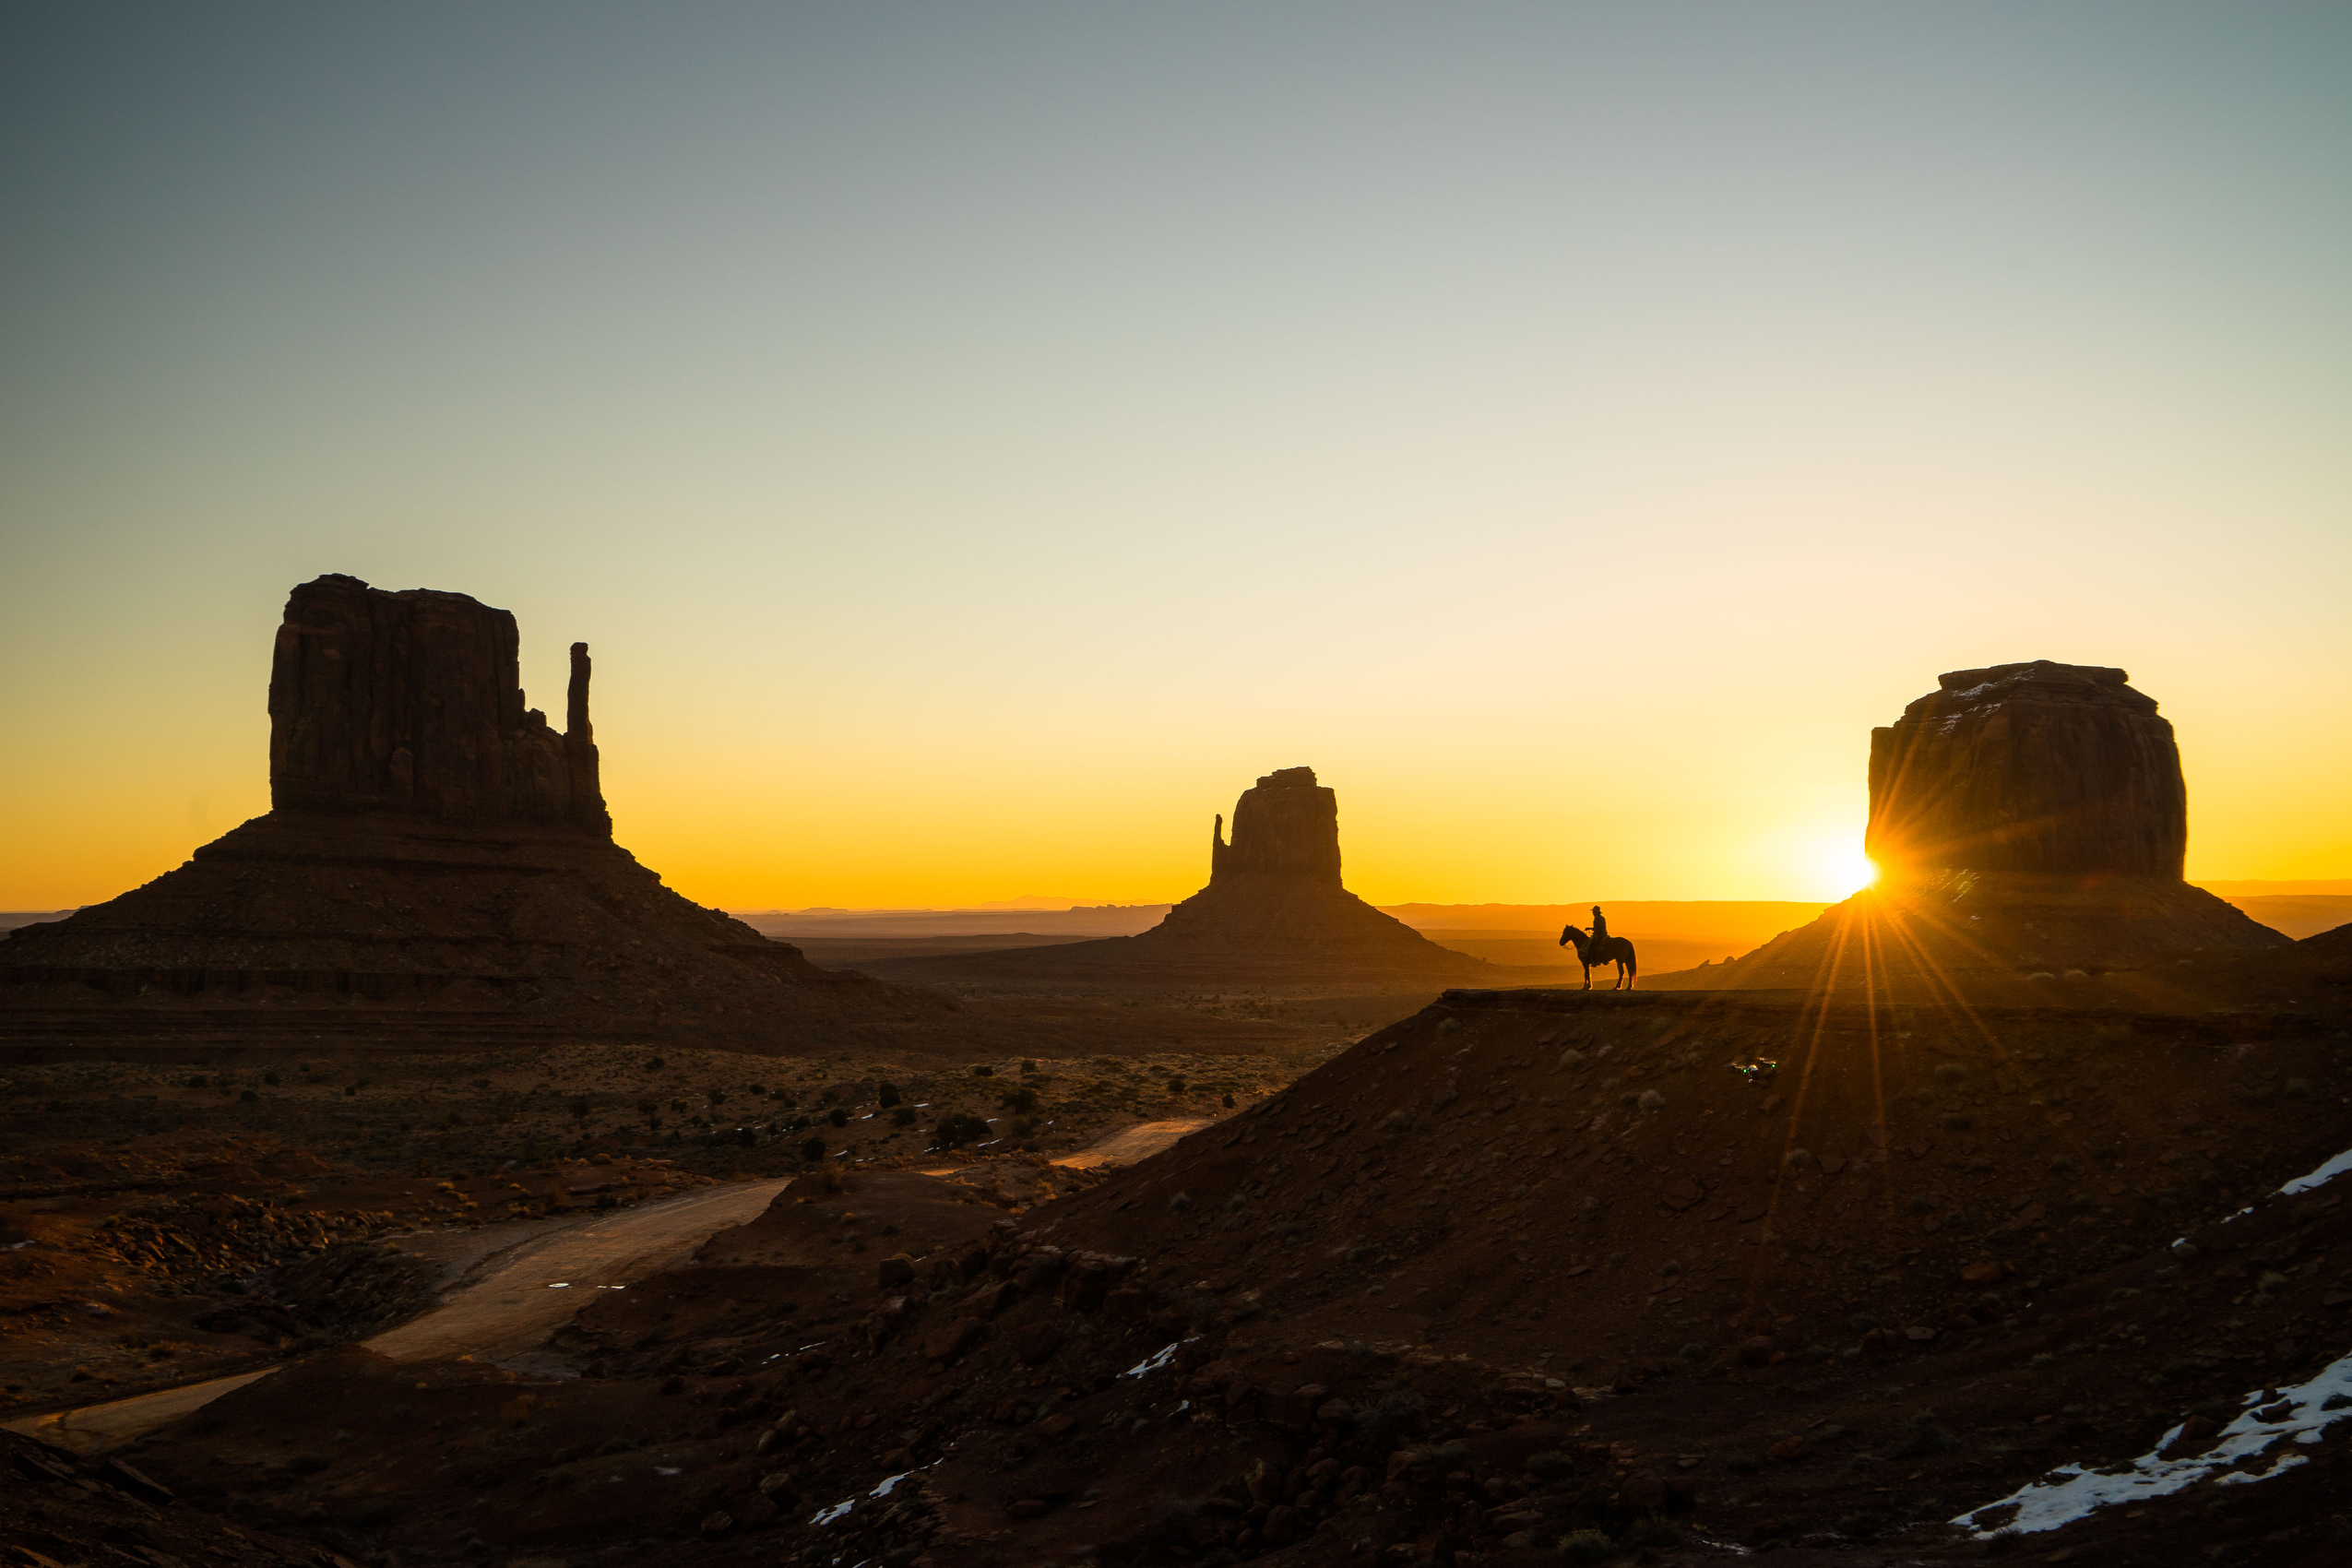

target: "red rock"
[921,1318,982,1362]
[269,575,609,829]
[1007,1499,1050,1518]
[1262,1505,1302,1544]
[878,1256,915,1287]
[1736,1336,1775,1367]
[732,1494,779,1528]
[1103,1287,1148,1322]
[698,1512,735,1539]
[1615,1472,1669,1511]
[1866,661,2181,878]
[1008,1322,1063,1366]
[1767,1437,1806,1461]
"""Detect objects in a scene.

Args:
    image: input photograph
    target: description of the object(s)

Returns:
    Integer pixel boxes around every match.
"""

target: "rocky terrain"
[76,949,2352,1568]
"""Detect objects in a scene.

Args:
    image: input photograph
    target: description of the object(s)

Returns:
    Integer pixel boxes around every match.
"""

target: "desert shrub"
[1557,1528,1615,1562]
[1679,1340,1712,1361]
[1848,1314,1878,1334]
[1637,1090,1666,1111]
[1222,1094,1235,1108]
[1783,1148,1813,1170]
[1907,1195,1935,1215]
[241,1089,259,1102]
[799,1135,826,1161]
[1523,1450,1574,1482]
[263,1071,280,1085]
[2030,1352,2055,1368]
[890,1105,916,1126]
[2286,1078,2311,1099]
[2049,1155,2078,1174]
[644,1055,665,1069]
[826,1107,849,1127]
[1167,1191,1193,1213]
[1167,1076,1186,1094]
[1910,1085,1935,1104]
[1559,1049,1586,1070]
[287,1453,329,1475]
[971,1064,994,1077]
[1002,1086,1039,1114]
[932,1112,992,1148]
[350,1499,400,1527]
[1933,1063,1970,1085]
[877,1082,901,1108]
[1940,1111,1972,1130]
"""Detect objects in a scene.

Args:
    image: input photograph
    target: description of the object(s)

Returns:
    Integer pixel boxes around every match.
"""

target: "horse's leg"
[1582,959,1592,991]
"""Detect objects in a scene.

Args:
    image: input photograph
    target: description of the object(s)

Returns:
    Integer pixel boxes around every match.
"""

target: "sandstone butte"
[1648,659,2290,1004]
[0,574,940,1052]
[870,767,1490,986]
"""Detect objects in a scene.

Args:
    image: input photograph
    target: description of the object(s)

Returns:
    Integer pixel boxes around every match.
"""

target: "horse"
[1559,924,1638,990]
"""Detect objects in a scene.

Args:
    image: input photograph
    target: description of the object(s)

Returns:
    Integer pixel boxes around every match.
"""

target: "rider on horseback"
[1589,905,1609,944]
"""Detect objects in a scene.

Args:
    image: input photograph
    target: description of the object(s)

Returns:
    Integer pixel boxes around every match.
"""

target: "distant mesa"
[1651,659,2287,1002]
[868,767,1487,984]
[1,575,936,1051]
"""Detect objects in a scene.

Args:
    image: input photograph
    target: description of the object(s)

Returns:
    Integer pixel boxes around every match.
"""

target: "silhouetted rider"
[1589,905,1609,944]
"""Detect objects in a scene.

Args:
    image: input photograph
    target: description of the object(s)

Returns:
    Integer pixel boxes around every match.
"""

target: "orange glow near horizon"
[2,9,2347,913]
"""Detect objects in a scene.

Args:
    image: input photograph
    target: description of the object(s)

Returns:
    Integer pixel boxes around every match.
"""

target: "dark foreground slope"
[120,981,2352,1568]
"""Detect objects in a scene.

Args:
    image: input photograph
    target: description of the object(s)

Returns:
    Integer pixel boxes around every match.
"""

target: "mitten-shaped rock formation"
[1865,661,2185,880]
[874,768,1485,984]
[1649,659,2286,1003]
[3,576,944,1050]
[269,574,609,832]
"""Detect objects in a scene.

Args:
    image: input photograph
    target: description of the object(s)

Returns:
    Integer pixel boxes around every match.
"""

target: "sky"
[3,2,2347,912]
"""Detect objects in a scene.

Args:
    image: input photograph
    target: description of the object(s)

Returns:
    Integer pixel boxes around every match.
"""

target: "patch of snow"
[810,1500,855,1527]
[655,1467,681,1476]
[546,1282,571,1289]
[1123,1336,1200,1379]
[1953,1348,2352,1538]
[2279,1144,2352,1197]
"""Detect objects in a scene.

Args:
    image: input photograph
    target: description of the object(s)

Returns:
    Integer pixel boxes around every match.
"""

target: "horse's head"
[1558,924,1586,949]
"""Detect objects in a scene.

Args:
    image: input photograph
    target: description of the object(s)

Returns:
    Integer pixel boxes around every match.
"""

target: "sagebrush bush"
[1556,1528,1615,1562]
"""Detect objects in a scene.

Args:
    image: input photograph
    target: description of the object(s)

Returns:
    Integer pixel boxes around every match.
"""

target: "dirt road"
[3,1177,790,1455]
[1050,1117,1212,1169]
[9,1117,1215,1455]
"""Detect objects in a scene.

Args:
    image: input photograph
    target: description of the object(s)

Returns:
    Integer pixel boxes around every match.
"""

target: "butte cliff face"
[1649,660,2286,1003]
[1864,660,2186,881]
[1,576,937,1050]
[267,574,610,832]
